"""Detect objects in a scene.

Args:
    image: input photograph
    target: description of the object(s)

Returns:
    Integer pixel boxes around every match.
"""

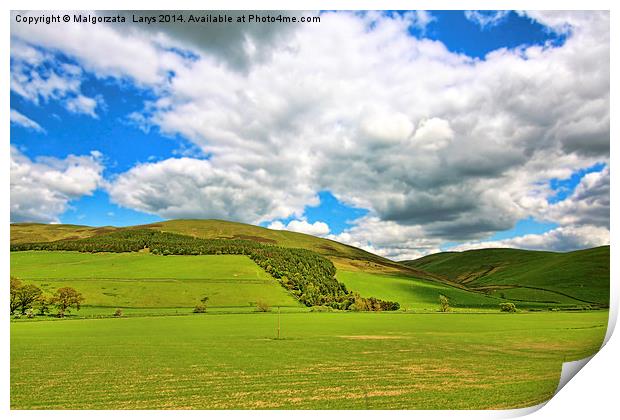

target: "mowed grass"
[10,311,608,409]
[10,251,300,310]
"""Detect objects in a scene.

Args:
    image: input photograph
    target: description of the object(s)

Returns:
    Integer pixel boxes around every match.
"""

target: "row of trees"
[12,229,400,311]
[10,277,84,318]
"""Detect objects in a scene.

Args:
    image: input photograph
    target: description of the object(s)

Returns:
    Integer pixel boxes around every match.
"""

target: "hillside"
[9,223,117,244]
[401,246,610,305]
[10,220,436,278]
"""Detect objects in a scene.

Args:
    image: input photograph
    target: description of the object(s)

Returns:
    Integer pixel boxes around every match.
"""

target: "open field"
[9,221,611,409]
[10,311,608,409]
[402,246,610,305]
[337,271,592,310]
[10,251,300,312]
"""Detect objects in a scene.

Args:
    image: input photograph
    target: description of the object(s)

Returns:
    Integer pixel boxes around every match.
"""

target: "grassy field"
[10,251,300,312]
[9,221,611,409]
[402,246,610,305]
[336,271,588,310]
[10,311,607,409]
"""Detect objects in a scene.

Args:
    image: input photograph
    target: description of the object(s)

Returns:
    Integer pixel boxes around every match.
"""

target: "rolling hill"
[10,220,437,279]
[10,220,609,312]
[401,246,610,306]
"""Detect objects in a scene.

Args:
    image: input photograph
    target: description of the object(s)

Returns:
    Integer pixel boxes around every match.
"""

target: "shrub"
[25,308,35,319]
[256,300,271,312]
[113,308,123,317]
[499,302,517,312]
[310,305,333,312]
[193,304,207,313]
[439,294,450,312]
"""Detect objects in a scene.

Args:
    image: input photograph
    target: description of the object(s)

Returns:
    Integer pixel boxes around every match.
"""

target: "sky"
[10,10,610,260]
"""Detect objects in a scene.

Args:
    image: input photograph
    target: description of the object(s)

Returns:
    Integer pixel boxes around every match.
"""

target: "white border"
[2,1,616,419]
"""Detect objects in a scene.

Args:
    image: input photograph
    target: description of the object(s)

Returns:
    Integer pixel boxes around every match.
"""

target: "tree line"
[11,229,400,311]
[10,277,83,318]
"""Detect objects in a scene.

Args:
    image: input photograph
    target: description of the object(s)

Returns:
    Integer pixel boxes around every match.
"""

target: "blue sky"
[10,10,610,258]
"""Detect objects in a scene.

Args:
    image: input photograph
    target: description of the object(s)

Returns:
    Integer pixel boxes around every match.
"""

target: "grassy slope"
[402,246,610,305]
[9,223,117,244]
[10,251,300,310]
[10,220,430,277]
[336,270,587,310]
[11,311,607,409]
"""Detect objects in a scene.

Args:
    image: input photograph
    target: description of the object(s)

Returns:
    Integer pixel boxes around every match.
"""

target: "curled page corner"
[555,355,595,395]
[497,401,548,419]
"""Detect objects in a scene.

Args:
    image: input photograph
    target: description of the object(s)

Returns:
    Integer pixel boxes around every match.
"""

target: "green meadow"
[336,270,590,310]
[11,311,607,409]
[10,251,300,313]
[9,222,611,410]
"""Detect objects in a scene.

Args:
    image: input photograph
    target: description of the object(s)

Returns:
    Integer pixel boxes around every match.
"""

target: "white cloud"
[11,11,186,86]
[449,225,609,252]
[268,219,331,237]
[411,117,454,151]
[543,167,610,228]
[10,109,45,133]
[10,11,609,257]
[464,11,510,29]
[10,38,103,119]
[328,216,443,261]
[10,147,104,223]
[65,95,100,118]
[106,157,317,224]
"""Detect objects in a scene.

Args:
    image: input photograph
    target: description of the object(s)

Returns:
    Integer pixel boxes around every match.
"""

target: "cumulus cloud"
[10,147,104,223]
[10,109,45,132]
[106,157,317,223]
[268,219,331,237]
[328,216,443,261]
[10,11,610,256]
[543,167,610,228]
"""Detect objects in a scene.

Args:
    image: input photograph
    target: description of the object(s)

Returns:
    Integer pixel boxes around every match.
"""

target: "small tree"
[499,302,517,313]
[10,277,22,315]
[113,308,123,317]
[17,284,42,315]
[52,287,84,318]
[439,294,451,312]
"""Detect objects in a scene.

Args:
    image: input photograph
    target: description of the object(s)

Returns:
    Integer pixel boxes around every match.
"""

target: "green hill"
[401,246,610,306]
[10,220,609,312]
[10,220,435,278]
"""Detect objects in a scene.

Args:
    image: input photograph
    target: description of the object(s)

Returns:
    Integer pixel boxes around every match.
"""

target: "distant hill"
[11,220,431,278]
[401,246,610,305]
[10,220,609,310]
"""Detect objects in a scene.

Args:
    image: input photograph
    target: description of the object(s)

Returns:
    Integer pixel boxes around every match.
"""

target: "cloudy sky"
[10,10,609,260]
